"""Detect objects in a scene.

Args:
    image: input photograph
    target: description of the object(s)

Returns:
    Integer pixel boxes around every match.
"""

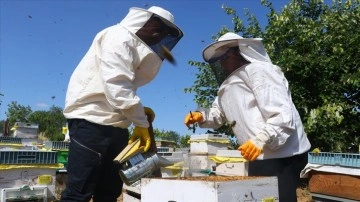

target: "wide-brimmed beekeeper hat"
[126,6,183,38]
[202,32,271,63]
[121,6,183,64]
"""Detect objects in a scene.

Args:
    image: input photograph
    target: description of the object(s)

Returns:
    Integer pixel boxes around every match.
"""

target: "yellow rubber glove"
[238,133,268,161]
[144,107,155,123]
[238,140,263,161]
[128,126,151,152]
[184,111,203,128]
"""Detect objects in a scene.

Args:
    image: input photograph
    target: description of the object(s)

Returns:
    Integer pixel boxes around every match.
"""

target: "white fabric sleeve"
[122,103,149,128]
[250,132,268,149]
[247,63,294,150]
[198,97,226,129]
[99,39,148,128]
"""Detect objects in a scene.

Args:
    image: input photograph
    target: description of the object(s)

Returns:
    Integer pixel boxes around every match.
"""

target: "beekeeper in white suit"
[62,6,183,202]
[184,32,310,202]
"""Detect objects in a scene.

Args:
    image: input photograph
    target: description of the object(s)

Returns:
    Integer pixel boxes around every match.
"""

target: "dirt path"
[297,186,312,202]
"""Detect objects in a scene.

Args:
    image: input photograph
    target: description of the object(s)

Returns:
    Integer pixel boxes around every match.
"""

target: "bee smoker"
[117,116,171,185]
[118,151,172,186]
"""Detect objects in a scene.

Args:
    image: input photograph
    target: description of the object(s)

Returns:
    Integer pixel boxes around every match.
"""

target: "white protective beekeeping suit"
[64,6,183,128]
[200,33,311,159]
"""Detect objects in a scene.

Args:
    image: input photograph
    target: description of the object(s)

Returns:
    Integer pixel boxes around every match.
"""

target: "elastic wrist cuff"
[255,132,270,144]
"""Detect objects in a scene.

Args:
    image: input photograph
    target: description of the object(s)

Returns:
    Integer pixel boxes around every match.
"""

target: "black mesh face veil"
[209,60,227,86]
[208,46,239,86]
[208,46,239,63]
[136,14,183,60]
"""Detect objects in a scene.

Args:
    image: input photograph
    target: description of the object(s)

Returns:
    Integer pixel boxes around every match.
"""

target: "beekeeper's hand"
[184,111,203,128]
[238,133,268,161]
[128,126,151,152]
[144,107,155,123]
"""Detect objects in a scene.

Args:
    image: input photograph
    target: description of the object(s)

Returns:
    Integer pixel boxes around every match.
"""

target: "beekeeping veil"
[120,6,183,61]
[119,6,183,87]
[202,32,271,85]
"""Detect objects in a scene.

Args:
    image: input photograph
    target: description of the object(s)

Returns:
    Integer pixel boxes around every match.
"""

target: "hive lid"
[190,134,229,140]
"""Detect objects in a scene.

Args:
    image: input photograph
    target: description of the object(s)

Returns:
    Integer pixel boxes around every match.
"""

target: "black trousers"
[248,152,308,202]
[60,119,129,202]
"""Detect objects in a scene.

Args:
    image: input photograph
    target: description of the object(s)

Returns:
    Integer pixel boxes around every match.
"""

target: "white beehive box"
[216,149,241,157]
[212,150,249,176]
[188,154,216,176]
[157,151,184,163]
[0,136,39,151]
[190,134,230,155]
[161,167,185,178]
[157,151,187,178]
[21,138,42,147]
[161,162,186,178]
[13,122,39,139]
[122,183,141,202]
[1,186,47,202]
[215,163,248,176]
[141,176,279,202]
[0,144,37,151]
[156,147,175,153]
[0,167,57,201]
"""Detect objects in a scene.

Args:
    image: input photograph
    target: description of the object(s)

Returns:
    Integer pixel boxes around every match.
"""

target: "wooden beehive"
[309,171,360,201]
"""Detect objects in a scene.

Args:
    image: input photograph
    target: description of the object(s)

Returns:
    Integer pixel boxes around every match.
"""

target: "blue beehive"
[308,152,360,168]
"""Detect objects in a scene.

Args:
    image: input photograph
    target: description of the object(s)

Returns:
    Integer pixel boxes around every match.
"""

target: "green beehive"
[57,150,69,168]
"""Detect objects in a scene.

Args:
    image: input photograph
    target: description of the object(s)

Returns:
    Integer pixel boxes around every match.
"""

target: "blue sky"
[0,0,289,136]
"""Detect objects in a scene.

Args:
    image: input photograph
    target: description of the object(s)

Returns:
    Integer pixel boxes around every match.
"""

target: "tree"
[185,0,360,152]
[28,106,67,141]
[153,128,181,147]
[0,120,4,135]
[5,101,32,129]
[265,0,360,152]
[179,134,191,148]
[4,102,66,141]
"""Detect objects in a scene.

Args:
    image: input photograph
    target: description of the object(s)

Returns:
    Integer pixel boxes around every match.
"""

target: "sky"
[0,0,290,136]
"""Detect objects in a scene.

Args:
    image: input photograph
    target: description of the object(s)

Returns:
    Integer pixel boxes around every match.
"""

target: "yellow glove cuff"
[144,107,155,123]
[128,126,151,152]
